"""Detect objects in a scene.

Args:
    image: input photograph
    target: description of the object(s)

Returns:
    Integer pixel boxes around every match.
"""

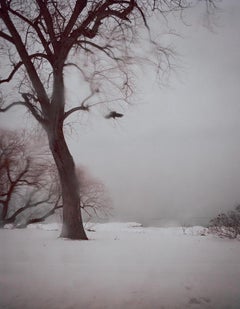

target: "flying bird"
[105,111,124,119]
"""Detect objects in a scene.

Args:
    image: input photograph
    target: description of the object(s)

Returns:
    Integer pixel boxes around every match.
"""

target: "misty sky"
[1,0,240,226]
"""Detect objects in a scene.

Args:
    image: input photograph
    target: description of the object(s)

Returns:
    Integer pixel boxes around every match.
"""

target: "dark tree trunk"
[0,190,12,227]
[46,68,87,240]
[48,128,88,240]
[0,200,12,227]
[1,202,8,223]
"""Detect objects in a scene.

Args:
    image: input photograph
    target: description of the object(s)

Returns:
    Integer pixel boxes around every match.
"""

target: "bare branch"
[76,40,122,61]
[6,196,50,224]
[0,0,50,112]
[0,94,46,124]
[0,53,50,84]
[62,1,87,39]
[63,92,95,121]
[21,93,46,124]
[35,0,58,52]
[0,61,23,84]
[0,101,25,112]
[7,5,53,57]
[0,29,13,43]
[69,0,135,43]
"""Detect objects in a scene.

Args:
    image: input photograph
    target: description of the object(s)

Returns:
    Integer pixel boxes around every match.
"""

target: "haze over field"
[1,1,240,226]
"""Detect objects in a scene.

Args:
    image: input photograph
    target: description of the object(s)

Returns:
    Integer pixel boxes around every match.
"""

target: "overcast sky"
[1,0,240,226]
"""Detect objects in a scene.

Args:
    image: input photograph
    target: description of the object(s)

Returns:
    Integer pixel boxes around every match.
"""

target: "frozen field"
[0,223,240,309]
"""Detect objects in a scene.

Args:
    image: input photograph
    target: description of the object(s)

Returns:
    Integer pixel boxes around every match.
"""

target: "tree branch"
[0,61,23,84]
[0,1,50,113]
[0,53,50,84]
[12,195,62,226]
[63,92,95,121]
[0,30,13,43]
[6,195,55,224]
[7,6,54,58]
[36,0,58,52]
[61,1,87,39]
[76,40,122,61]
[0,94,46,125]
[67,0,133,45]
[84,0,135,38]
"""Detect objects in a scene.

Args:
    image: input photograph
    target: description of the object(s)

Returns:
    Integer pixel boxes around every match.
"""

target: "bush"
[208,205,240,239]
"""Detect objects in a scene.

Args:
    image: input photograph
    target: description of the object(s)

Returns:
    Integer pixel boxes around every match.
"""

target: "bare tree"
[0,1,216,239]
[21,164,112,227]
[24,165,112,228]
[0,128,111,227]
[0,129,61,227]
[76,167,112,222]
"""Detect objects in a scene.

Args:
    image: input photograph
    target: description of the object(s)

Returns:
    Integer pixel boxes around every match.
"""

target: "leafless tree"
[76,167,112,222]
[28,165,113,227]
[0,1,216,239]
[22,164,112,227]
[0,129,61,227]
[0,129,111,227]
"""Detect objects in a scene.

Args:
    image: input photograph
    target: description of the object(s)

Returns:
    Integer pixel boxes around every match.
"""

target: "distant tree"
[21,163,113,227]
[0,129,61,227]
[208,205,240,239]
[0,1,216,239]
[0,128,111,228]
[27,165,113,227]
[76,167,112,222]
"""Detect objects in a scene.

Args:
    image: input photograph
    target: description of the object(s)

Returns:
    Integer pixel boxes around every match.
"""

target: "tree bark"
[48,129,87,239]
[46,69,87,240]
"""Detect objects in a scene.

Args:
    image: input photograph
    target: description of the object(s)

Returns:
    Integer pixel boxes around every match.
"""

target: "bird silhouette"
[105,111,124,119]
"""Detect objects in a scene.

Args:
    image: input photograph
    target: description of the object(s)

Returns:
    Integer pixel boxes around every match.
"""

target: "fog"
[1,1,240,226]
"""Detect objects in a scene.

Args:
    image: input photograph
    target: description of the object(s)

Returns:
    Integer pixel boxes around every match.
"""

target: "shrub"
[208,205,240,239]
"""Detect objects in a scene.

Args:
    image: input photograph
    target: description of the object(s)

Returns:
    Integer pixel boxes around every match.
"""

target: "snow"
[0,223,240,309]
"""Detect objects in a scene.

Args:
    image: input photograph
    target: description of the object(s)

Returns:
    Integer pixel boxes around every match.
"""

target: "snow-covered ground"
[0,223,239,309]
